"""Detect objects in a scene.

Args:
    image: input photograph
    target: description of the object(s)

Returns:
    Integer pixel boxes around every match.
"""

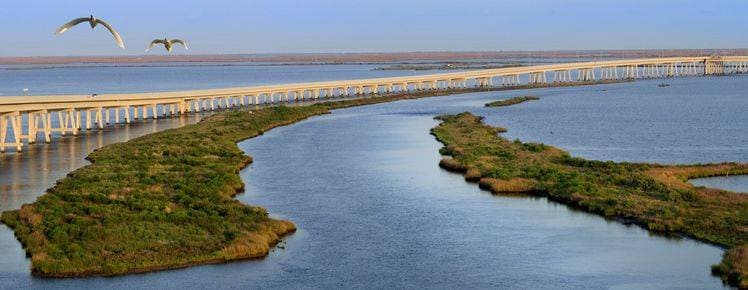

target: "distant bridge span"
[1,55,747,152]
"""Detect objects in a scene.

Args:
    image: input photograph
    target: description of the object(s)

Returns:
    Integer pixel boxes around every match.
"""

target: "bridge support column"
[578,68,595,81]
[75,110,81,132]
[624,65,637,79]
[0,112,23,152]
[57,109,80,135]
[559,70,572,82]
[85,110,92,129]
[32,110,52,143]
[604,67,619,80]
[665,63,676,77]
[529,72,547,84]
[26,112,37,144]
[95,108,104,129]
[705,60,725,75]
[0,115,6,152]
[151,104,158,119]
[475,77,491,88]
[0,115,5,152]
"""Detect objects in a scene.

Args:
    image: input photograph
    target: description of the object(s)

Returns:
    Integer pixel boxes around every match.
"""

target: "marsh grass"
[431,112,748,288]
[0,78,639,278]
[0,89,479,277]
[485,96,539,107]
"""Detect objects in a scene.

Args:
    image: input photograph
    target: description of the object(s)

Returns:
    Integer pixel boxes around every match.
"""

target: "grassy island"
[431,112,748,288]
[485,96,539,107]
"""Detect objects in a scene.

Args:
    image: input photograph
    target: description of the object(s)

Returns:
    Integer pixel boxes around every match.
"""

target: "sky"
[0,0,746,56]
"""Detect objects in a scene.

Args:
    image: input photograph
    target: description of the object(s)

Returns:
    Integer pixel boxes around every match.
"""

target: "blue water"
[0,63,453,96]
[691,175,748,193]
[0,64,745,289]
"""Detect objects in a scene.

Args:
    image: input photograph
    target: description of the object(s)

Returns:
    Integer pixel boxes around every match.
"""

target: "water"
[1,65,746,288]
[691,175,748,193]
[478,76,747,164]
[0,63,453,96]
[0,116,202,211]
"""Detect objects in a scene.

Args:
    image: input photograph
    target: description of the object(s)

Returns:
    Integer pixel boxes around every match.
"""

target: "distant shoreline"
[2,49,747,65]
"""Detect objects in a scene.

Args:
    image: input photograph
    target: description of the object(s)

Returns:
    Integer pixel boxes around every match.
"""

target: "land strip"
[0,79,634,277]
[485,96,539,107]
[430,112,748,288]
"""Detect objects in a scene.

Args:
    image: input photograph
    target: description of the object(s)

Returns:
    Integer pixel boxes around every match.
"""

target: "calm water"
[0,63,453,96]
[691,175,748,193]
[0,65,746,288]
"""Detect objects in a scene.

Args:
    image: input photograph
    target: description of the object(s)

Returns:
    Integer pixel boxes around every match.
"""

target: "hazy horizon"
[3,48,748,58]
[2,0,747,57]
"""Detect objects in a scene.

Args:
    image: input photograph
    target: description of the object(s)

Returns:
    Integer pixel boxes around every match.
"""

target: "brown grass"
[479,178,539,193]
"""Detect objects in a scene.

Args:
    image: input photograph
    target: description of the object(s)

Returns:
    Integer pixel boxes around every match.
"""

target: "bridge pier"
[578,68,595,81]
[624,65,638,79]
[529,72,547,84]
[0,112,23,152]
[665,63,677,77]
[599,66,619,80]
[501,75,519,86]
[27,110,52,143]
[552,70,571,82]
[705,59,725,75]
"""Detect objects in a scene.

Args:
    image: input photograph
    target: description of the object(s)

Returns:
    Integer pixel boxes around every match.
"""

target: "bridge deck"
[0,55,747,152]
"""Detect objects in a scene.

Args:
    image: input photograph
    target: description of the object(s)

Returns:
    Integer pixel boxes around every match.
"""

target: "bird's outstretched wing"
[94,19,125,49]
[146,39,166,51]
[54,18,89,35]
[170,39,189,50]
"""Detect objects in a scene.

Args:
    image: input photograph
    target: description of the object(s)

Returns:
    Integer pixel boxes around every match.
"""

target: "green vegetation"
[485,96,540,107]
[0,79,644,278]
[0,89,472,277]
[431,112,748,288]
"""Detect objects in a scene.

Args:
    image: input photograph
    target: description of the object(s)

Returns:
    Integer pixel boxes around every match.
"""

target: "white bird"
[146,38,189,52]
[54,15,125,49]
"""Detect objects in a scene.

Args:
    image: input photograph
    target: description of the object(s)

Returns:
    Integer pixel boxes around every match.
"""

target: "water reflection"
[0,72,744,289]
[0,115,201,212]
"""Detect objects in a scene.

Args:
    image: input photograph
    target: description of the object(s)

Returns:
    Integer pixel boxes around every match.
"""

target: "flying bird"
[54,15,125,49]
[146,38,189,52]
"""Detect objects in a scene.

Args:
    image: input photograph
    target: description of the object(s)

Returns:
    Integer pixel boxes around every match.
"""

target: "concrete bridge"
[1,55,747,152]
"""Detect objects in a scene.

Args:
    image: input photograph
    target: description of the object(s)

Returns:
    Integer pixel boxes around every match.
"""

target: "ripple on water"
[1,75,745,289]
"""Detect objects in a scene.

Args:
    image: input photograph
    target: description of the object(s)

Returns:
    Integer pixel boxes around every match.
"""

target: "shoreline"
[0,79,652,278]
[2,49,746,65]
[430,113,747,288]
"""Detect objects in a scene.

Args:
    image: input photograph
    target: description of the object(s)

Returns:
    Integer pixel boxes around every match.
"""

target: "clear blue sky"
[1,0,746,56]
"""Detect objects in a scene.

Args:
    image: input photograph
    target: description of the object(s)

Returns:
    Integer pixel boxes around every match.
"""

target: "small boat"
[658,83,670,87]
